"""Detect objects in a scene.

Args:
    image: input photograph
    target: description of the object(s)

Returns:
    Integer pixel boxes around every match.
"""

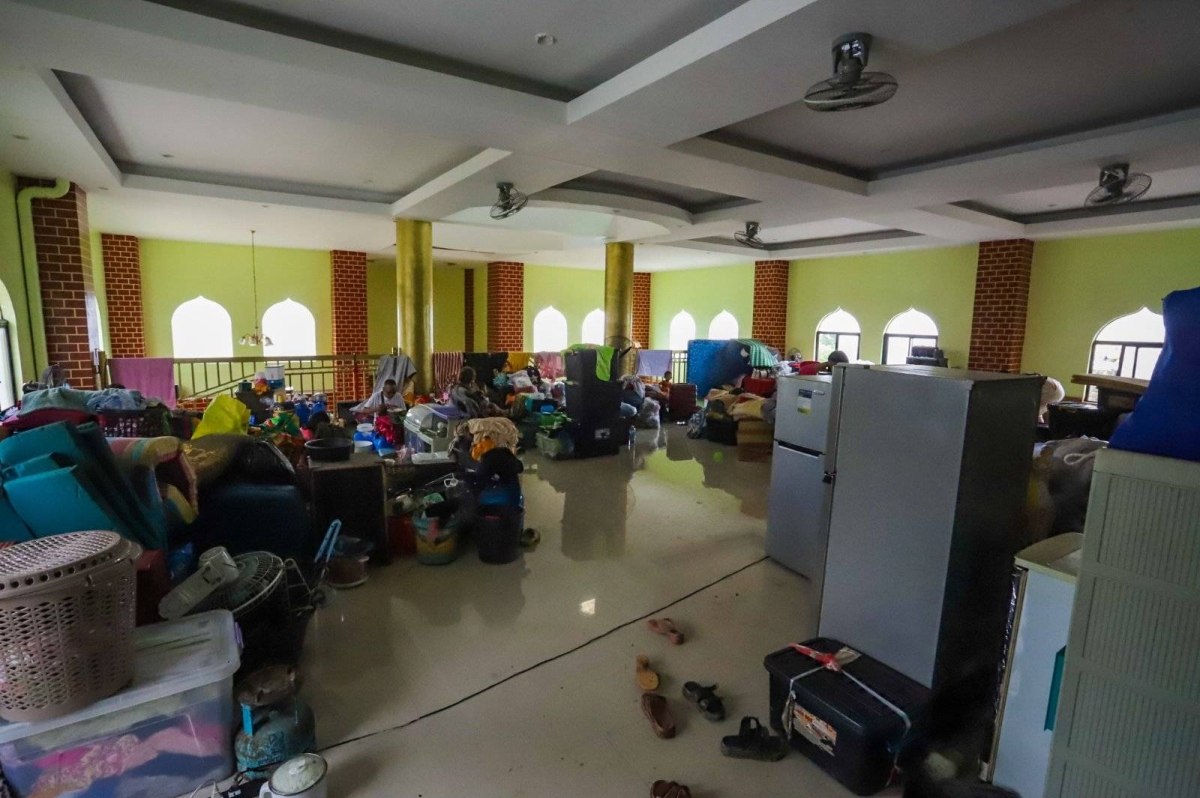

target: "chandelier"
[239,229,273,347]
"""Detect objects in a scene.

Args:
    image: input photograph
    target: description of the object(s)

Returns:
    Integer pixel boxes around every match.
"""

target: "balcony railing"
[96,352,387,404]
[670,350,689,384]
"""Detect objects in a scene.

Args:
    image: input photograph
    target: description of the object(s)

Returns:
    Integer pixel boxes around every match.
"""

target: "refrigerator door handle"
[822,472,834,484]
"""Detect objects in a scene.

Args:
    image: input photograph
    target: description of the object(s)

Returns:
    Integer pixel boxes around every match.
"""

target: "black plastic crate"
[765,637,930,796]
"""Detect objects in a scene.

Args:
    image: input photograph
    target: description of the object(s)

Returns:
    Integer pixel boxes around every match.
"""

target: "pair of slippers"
[720,716,788,762]
[638,667,727,740]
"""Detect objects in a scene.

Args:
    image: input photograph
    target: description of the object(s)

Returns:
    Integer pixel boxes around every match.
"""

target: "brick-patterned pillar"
[752,260,790,351]
[24,181,100,387]
[464,269,475,351]
[486,261,524,351]
[632,272,652,348]
[99,234,145,358]
[968,239,1034,373]
[330,250,369,401]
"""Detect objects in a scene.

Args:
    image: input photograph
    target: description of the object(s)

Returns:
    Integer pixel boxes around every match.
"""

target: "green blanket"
[737,338,777,368]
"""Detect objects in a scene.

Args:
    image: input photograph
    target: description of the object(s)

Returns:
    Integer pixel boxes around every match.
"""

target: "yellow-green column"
[603,241,634,357]
[396,218,434,395]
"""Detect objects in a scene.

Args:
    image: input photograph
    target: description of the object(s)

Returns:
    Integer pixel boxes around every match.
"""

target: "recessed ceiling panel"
[553,171,747,213]
[973,163,1200,217]
[761,218,889,243]
[443,205,669,242]
[714,0,1200,174]
[151,0,743,96]
[58,72,479,197]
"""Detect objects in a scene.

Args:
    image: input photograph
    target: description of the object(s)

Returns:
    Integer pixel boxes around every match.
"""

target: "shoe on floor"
[681,681,725,721]
[647,617,684,645]
[641,693,677,739]
[636,655,660,691]
[652,780,691,798]
[720,716,787,761]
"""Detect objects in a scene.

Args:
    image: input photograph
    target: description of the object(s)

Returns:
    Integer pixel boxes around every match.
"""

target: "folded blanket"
[465,417,520,452]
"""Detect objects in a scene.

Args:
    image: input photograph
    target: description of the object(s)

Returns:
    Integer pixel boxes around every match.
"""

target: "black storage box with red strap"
[765,637,930,796]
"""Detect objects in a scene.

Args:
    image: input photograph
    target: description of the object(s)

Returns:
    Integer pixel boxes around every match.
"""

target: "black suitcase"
[564,348,617,385]
[565,381,621,425]
[571,420,621,458]
[765,638,929,796]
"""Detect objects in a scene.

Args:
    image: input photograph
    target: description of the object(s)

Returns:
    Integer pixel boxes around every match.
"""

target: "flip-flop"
[641,693,676,739]
[681,681,725,722]
[647,617,685,645]
[720,716,788,761]
[519,528,540,548]
[636,655,660,691]
[651,781,691,798]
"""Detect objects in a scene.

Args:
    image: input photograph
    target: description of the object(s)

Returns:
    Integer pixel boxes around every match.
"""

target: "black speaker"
[565,349,617,385]
[565,381,621,426]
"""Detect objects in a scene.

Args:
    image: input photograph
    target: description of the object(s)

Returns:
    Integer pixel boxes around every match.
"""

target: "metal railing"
[670,350,689,384]
[96,351,387,403]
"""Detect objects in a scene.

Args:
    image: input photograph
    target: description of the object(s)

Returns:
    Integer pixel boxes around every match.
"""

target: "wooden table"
[307,452,391,563]
[1071,373,1148,412]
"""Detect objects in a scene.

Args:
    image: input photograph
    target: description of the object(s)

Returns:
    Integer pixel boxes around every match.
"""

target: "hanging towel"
[432,351,465,394]
[636,350,673,377]
[371,354,417,394]
[506,351,534,373]
[567,344,616,381]
[535,351,565,380]
[109,358,177,408]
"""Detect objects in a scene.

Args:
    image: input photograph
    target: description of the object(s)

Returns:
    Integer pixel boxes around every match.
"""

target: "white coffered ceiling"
[3,0,1200,271]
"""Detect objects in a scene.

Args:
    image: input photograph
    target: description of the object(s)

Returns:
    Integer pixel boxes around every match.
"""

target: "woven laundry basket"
[0,531,141,722]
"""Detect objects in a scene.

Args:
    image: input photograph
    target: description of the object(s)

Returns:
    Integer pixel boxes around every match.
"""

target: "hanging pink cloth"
[109,358,177,408]
[535,351,565,380]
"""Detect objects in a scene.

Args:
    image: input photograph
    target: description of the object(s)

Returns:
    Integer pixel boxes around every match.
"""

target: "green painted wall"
[471,266,485,351]
[787,246,978,366]
[523,264,605,350]
[649,263,755,350]
[140,238,332,358]
[1024,229,1200,390]
[366,259,466,353]
[0,167,32,388]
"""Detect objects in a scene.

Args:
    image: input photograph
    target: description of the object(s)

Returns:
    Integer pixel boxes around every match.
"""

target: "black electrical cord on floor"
[319,555,770,753]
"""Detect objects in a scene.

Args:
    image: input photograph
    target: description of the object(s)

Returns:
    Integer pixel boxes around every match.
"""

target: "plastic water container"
[0,611,241,798]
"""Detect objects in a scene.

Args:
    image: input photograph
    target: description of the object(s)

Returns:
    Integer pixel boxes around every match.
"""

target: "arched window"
[1087,307,1165,400]
[882,308,939,365]
[815,308,861,362]
[262,299,317,358]
[668,311,696,351]
[581,309,605,345]
[171,297,233,358]
[708,310,740,340]
[532,306,568,352]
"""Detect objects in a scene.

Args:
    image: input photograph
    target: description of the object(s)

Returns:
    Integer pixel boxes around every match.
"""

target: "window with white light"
[171,297,233,358]
[1087,307,1165,401]
[532,306,568,352]
[708,310,739,340]
[882,308,939,365]
[262,299,317,358]
[581,309,605,345]
[815,308,861,362]
[668,311,696,351]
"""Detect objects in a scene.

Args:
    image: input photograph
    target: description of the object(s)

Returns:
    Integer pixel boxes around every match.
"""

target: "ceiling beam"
[1025,193,1200,238]
[855,204,1025,240]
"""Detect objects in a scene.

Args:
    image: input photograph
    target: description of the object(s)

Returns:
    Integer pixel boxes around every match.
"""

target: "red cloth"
[2,408,95,431]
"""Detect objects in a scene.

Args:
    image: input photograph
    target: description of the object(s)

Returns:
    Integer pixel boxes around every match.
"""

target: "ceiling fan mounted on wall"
[1084,163,1152,207]
[804,33,897,112]
[734,221,766,249]
[490,182,528,220]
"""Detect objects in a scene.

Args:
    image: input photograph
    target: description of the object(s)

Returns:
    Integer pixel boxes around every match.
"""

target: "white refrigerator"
[766,373,840,593]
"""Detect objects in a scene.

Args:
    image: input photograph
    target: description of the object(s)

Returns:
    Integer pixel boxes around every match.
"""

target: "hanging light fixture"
[239,230,274,347]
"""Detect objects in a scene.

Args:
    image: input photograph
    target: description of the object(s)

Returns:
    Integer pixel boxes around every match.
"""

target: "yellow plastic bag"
[192,395,251,439]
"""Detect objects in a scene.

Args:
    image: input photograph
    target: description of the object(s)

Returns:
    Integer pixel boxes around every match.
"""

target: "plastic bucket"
[475,505,522,564]
[413,510,460,565]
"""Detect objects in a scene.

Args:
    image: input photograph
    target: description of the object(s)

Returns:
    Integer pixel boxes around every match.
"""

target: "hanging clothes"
[535,351,565,380]
[505,351,533,373]
[635,350,673,378]
[432,351,465,394]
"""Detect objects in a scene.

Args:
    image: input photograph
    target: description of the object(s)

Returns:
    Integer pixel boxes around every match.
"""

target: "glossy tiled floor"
[302,427,864,796]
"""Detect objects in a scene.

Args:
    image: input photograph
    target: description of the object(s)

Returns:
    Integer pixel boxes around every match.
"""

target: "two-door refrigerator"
[767,373,840,593]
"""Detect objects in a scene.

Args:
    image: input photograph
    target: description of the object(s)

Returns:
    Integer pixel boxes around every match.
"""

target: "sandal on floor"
[681,681,725,721]
[636,655,660,691]
[519,527,540,548]
[641,693,677,739]
[721,716,787,761]
[647,617,685,645]
[651,781,691,798]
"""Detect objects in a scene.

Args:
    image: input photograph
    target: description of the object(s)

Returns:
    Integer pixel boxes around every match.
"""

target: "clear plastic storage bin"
[0,610,240,798]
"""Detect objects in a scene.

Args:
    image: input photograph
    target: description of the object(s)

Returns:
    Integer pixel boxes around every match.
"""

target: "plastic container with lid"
[0,610,241,798]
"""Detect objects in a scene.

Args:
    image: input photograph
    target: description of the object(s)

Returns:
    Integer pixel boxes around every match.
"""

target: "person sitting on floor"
[354,378,406,415]
[450,367,504,418]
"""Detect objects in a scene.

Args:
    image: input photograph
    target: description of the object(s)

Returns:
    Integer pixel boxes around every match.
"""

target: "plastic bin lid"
[1015,533,1084,582]
[0,610,241,744]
